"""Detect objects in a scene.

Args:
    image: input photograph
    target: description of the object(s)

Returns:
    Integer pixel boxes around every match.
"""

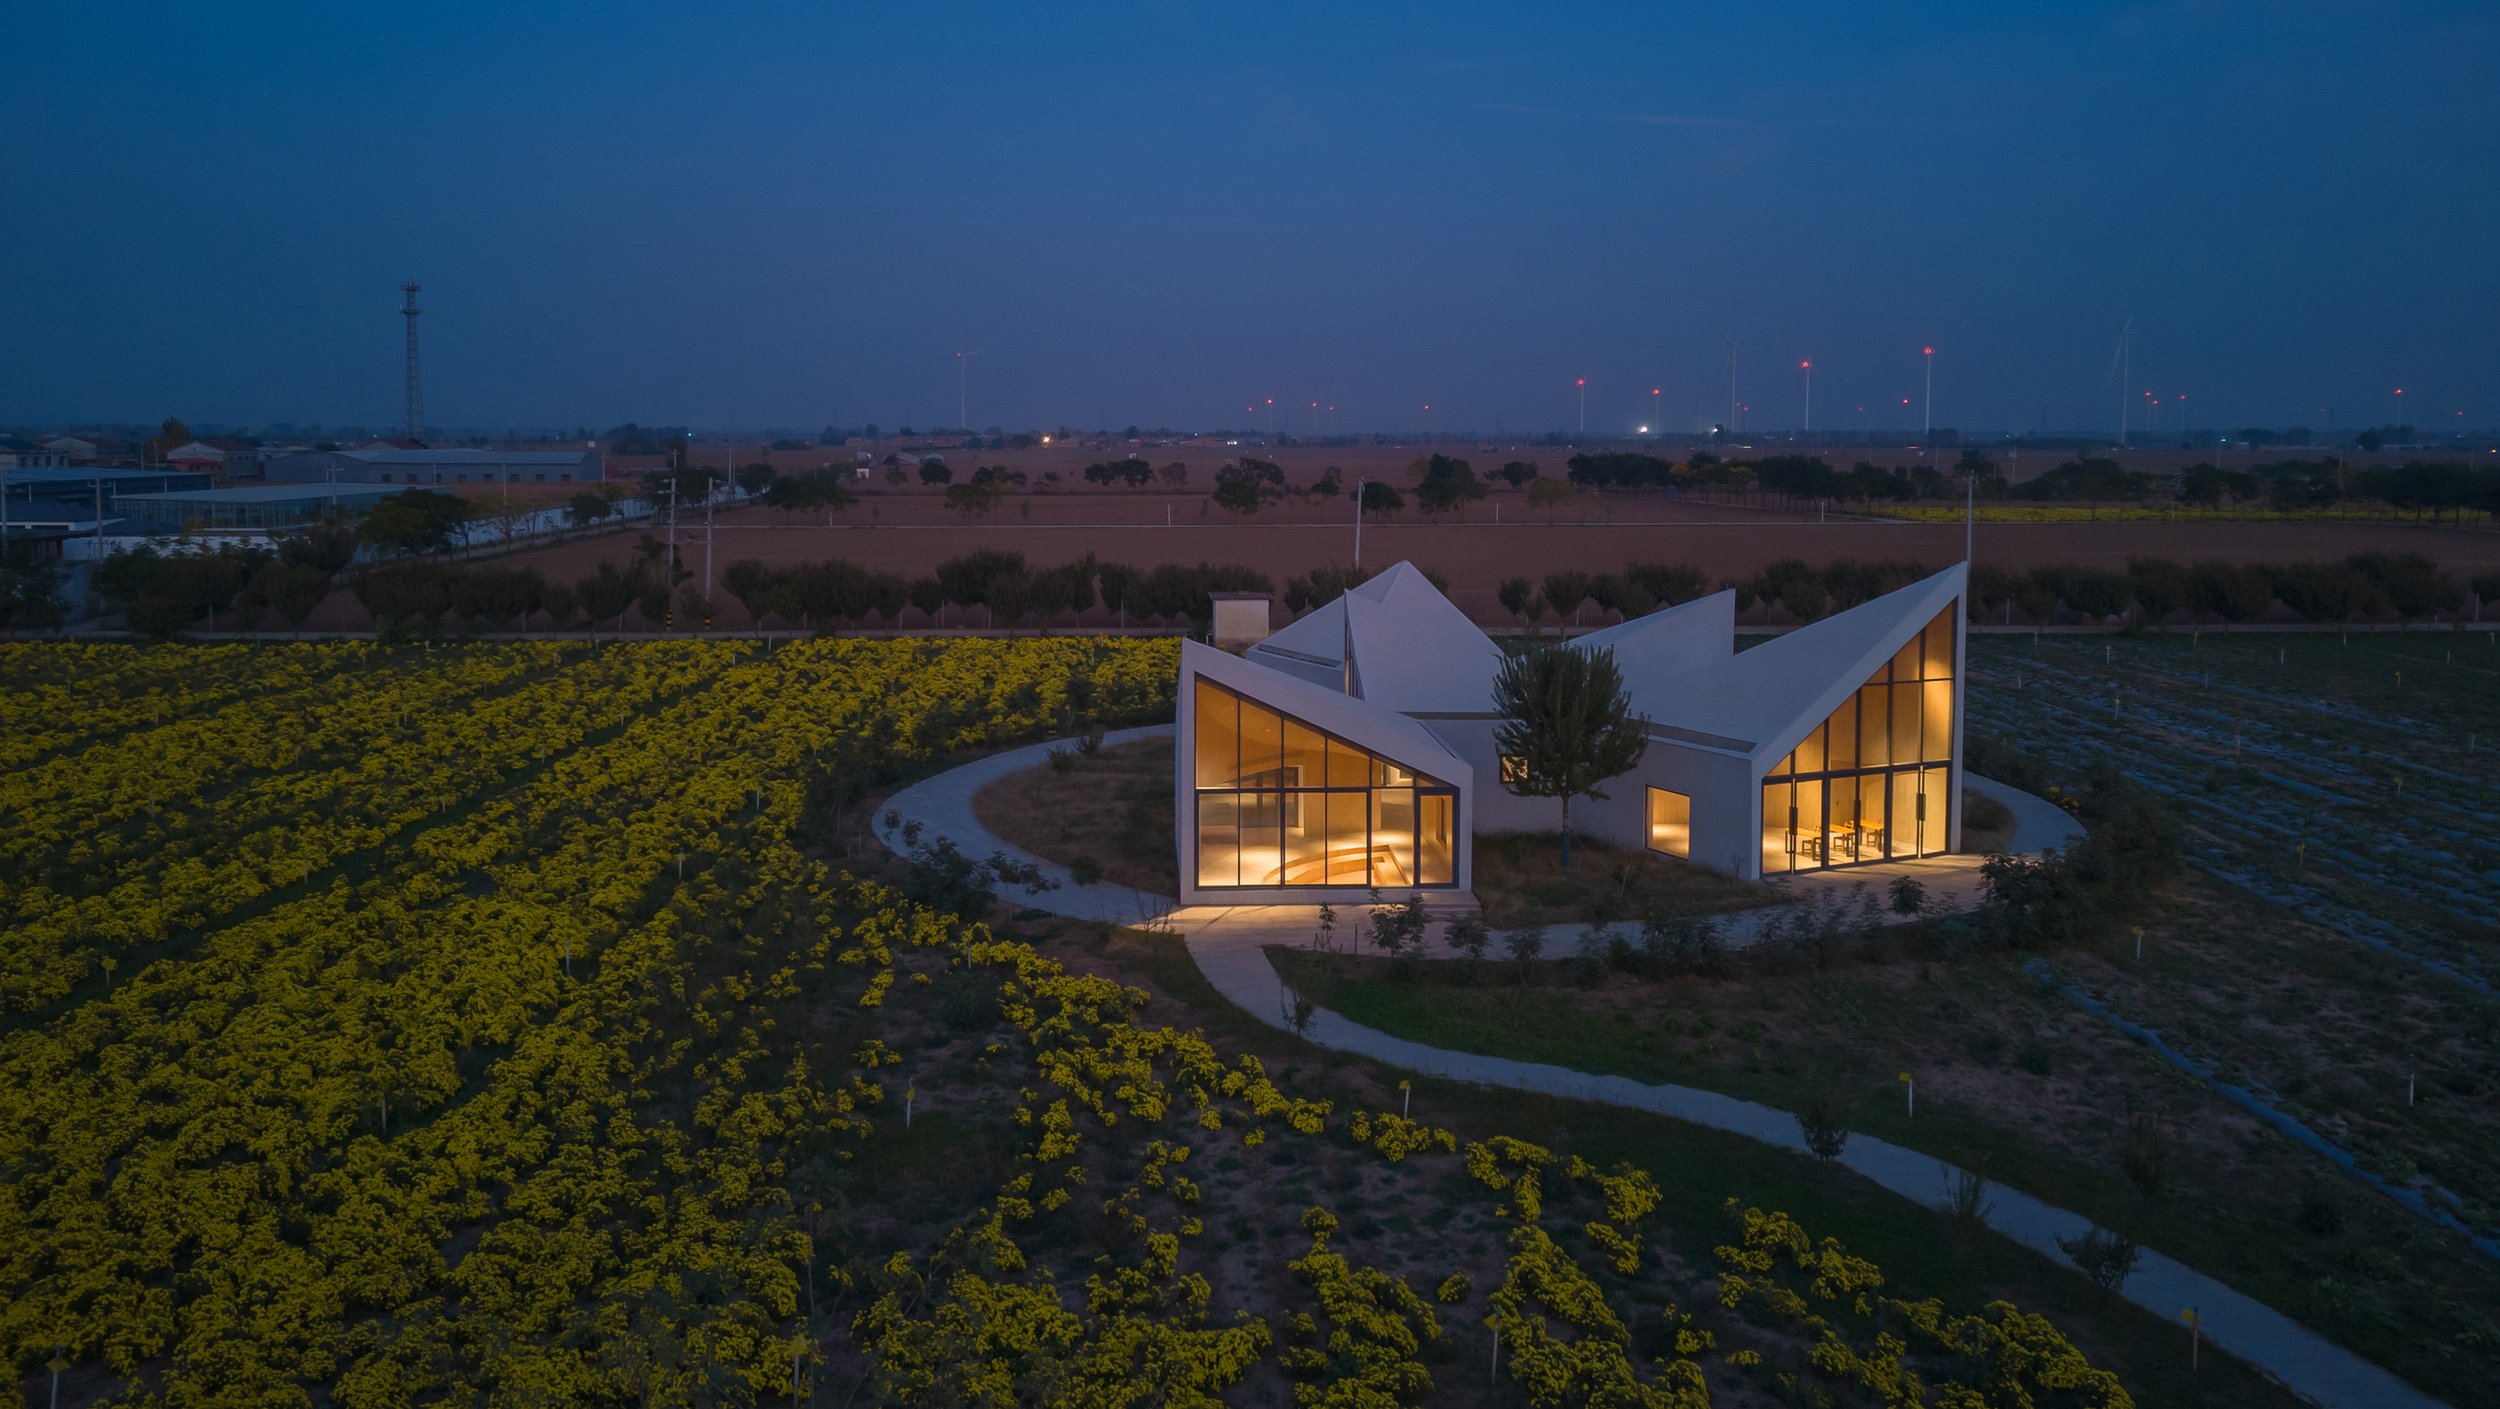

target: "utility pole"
[400,280,424,441]
[663,481,679,594]
[1922,346,1935,439]
[1353,478,1364,570]
[704,474,719,601]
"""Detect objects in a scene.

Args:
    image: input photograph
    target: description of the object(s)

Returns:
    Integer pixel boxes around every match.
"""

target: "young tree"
[1211,459,1286,518]
[1797,1087,1851,1166]
[1491,645,1648,867]
[1528,475,1572,522]
[2057,1225,2140,1301]
[360,490,472,557]
[1500,925,1545,984]
[0,543,68,636]
[1496,577,1538,623]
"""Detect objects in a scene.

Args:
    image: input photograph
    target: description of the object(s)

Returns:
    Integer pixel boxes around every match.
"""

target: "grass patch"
[1961,787,2018,852]
[973,737,1176,894]
[1470,829,1778,926]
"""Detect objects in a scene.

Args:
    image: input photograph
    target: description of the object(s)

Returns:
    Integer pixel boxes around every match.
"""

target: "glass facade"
[1192,678,1457,889]
[1759,609,1956,873]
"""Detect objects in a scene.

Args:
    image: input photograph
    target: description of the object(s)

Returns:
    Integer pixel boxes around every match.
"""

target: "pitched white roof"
[1574,563,1966,758]
[1249,562,1504,710]
[1231,558,1965,768]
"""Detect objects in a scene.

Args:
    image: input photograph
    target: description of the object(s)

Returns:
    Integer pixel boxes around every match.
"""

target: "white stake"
[1899,1072,1914,1118]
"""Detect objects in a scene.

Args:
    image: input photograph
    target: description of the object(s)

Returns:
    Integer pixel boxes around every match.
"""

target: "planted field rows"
[1968,632,2500,976]
[1968,632,2500,1247]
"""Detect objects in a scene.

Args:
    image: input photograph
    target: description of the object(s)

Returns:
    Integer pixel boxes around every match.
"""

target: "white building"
[1174,561,1967,905]
[263,446,603,486]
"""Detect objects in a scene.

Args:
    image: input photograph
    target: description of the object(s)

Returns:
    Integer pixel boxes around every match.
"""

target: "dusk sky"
[5,1,2494,436]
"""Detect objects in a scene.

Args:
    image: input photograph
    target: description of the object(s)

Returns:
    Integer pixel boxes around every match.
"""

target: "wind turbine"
[955,350,986,433]
[1717,330,1743,433]
[2108,319,2133,448]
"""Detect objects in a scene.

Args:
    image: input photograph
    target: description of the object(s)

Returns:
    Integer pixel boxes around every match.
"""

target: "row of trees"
[716,551,1271,632]
[1484,552,2494,629]
[1972,552,2495,626]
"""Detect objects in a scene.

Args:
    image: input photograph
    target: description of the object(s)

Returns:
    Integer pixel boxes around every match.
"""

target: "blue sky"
[3,1,2493,435]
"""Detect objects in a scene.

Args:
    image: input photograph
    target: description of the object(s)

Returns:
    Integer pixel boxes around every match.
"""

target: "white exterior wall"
[1410,717,1759,878]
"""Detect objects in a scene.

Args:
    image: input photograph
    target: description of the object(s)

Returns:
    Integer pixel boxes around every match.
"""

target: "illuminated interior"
[1645,787,1692,858]
[1759,609,1955,873]
[1193,678,1457,889]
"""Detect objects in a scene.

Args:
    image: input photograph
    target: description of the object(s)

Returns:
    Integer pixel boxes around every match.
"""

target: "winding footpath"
[876,729,2445,1409]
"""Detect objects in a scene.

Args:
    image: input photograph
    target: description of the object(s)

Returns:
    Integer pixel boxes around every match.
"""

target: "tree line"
[1491,552,2494,629]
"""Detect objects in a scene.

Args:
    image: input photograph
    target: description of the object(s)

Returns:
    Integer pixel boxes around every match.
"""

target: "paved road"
[878,730,2443,1409]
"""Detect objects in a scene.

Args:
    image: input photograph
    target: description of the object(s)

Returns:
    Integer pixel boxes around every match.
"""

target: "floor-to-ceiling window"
[1760,608,1956,874]
[1193,678,1457,889]
[1645,788,1692,858]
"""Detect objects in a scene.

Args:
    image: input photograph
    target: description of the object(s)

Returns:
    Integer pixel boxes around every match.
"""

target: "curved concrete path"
[875,725,1181,926]
[878,731,2440,1409]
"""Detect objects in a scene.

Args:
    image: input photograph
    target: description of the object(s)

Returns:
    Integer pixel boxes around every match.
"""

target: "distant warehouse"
[113,483,408,531]
[264,445,603,486]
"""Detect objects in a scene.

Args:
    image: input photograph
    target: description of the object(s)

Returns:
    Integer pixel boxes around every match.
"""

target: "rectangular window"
[1922,610,1955,679]
[1891,771,1926,858]
[1890,682,1921,763]
[1646,788,1691,859]
[1921,678,1953,762]
[1761,781,1794,874]
[1325,791,1371,884]
[1418,792,1455,885]
[1372,787,1416,887]
[1238,791,1284,885]
[1858,683,1891,767]
[1196,793,1241,886]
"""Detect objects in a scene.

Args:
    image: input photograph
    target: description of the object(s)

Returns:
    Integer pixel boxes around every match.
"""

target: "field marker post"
[1401,1079,1412,1119]
[2184,1308,2200,1370]
[1899,1072,1914,1118]
[2133,926,2143,961]
[2408,1074,2415,1105]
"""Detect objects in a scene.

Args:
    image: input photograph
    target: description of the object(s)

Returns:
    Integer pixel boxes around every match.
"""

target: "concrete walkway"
[877,732,2440,1409]
[874,725,1181,926]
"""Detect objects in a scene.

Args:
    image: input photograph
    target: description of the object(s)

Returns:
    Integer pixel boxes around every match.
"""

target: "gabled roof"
[1582,564,1965,758]
[1569,589,1736,665]
[1183,639,1471,787]
[1248,562,1502,708]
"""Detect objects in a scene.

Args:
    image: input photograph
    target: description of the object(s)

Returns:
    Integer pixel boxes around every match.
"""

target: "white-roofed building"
[1175,560,1968,903]
[263,446,603,486]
